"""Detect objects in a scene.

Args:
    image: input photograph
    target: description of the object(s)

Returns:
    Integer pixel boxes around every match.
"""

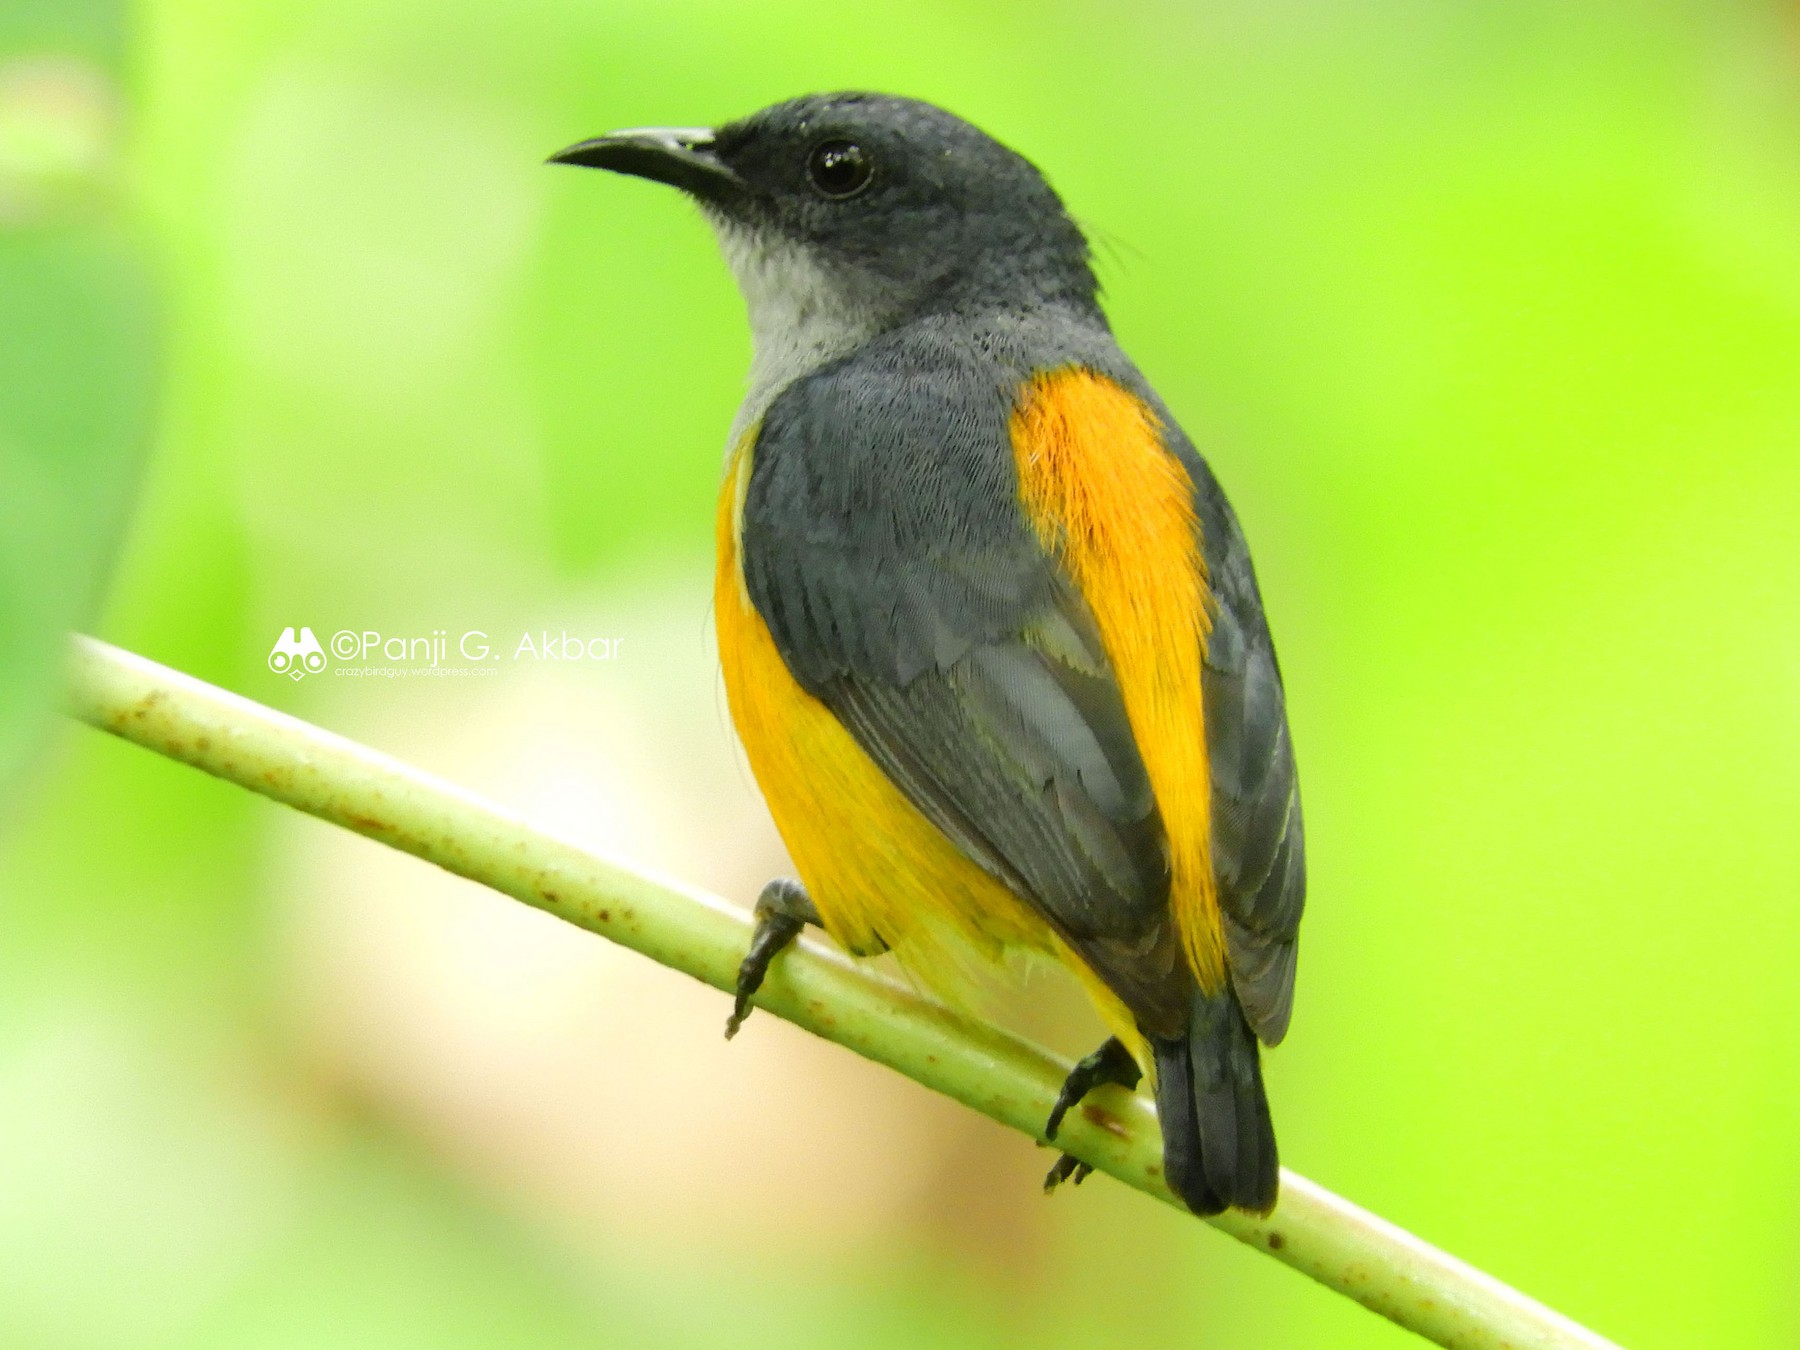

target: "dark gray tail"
[1150,991,1278,1215]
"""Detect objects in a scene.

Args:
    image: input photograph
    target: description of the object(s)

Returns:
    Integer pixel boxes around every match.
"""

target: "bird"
[550,93,1305,1216]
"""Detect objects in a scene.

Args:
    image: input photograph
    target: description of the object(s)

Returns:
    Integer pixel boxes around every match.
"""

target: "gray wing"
[1182,446,1306,1046]
[740,341,1192,1035]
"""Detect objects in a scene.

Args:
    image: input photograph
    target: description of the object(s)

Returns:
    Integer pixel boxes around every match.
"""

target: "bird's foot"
[1043,1153,1094,1192]
[1042,1036,1143,1195]
[1045,1036,1143,1140]
[724,878,820,1039]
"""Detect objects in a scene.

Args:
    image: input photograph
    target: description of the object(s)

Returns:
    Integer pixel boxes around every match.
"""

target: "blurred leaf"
[0,229,152,807]
[0,0,125,68]
[0,13,152,812]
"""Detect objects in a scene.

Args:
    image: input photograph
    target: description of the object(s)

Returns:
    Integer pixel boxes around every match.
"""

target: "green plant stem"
[64,635,1620,1350]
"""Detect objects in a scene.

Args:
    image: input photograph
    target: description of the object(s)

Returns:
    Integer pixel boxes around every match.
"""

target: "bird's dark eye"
[806,139,872,199]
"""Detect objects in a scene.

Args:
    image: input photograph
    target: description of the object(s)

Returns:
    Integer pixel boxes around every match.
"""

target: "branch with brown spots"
[64,634,1619,1350]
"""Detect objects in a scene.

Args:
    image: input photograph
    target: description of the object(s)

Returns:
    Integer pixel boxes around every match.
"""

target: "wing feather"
[739,325,1306,1045]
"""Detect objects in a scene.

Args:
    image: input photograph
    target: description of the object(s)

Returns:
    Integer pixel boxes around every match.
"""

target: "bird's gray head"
[552,93,1102,402]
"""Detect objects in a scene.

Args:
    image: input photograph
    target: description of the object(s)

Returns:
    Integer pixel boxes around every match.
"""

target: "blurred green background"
[3,0,1798,1346]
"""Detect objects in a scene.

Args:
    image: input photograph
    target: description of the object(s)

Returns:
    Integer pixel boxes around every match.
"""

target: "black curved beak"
[547,126,741,202]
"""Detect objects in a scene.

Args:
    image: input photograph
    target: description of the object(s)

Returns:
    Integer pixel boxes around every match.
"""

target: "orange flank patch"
[713,438,1055,1003]
[1010,369,1223,992]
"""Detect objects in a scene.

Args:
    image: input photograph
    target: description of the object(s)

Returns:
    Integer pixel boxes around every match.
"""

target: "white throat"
[711,222,887,448]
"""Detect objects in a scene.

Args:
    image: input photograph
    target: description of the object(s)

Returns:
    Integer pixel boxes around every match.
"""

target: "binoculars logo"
[268,626,327,680]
